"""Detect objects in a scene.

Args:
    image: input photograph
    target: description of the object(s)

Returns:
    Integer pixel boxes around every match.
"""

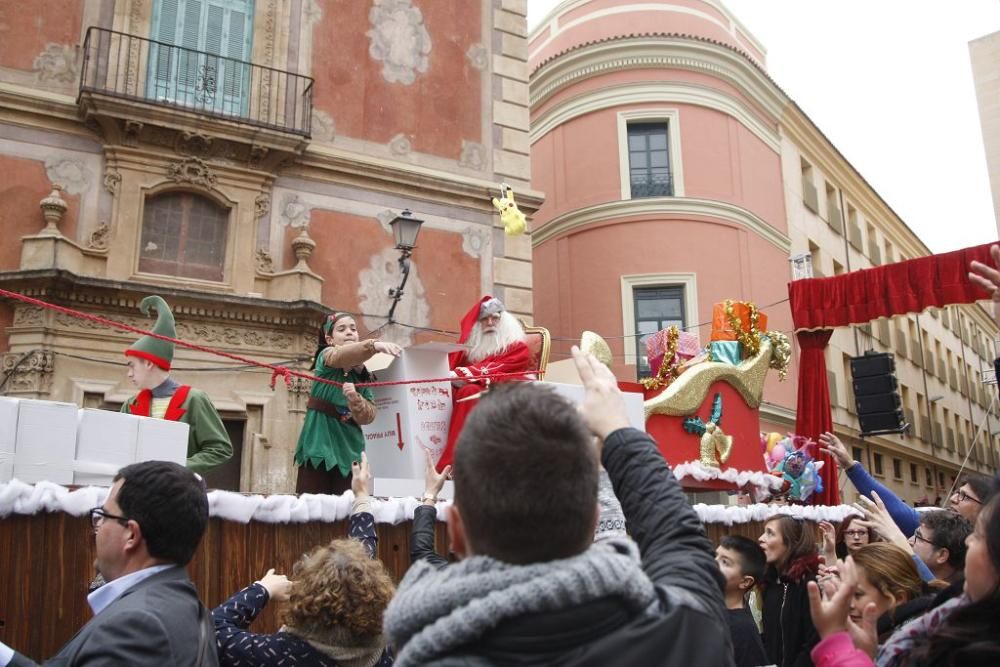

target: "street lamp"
[387,209,424,324]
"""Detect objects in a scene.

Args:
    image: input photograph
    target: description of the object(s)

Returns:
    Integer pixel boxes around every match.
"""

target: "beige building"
[0,0,538,492]
[783,109,998,505]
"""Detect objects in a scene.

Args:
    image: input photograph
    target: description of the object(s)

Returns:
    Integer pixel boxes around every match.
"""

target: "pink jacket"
[811,632,874,667]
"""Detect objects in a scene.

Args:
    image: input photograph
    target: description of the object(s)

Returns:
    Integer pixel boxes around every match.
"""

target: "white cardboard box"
[13,399,78,484]
[0,397,19,483]
[363,342,463,499]
[135,416,189,467]
[73,409,141,486]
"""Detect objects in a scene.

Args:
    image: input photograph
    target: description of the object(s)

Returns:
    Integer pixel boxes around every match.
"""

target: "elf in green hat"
[120,296,233,475]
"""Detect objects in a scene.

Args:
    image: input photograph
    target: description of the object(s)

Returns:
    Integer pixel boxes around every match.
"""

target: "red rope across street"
[0,288,538,390]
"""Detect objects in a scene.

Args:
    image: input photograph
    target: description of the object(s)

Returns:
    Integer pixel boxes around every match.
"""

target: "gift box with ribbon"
[710,300,768,342]
[645,327,701,376]
[709,340,743,365]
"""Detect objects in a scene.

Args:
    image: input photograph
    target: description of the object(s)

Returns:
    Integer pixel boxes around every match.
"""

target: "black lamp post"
[387,209,424,324]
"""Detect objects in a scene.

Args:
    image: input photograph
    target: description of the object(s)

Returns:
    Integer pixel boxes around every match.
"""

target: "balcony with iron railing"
[79,27,313,137]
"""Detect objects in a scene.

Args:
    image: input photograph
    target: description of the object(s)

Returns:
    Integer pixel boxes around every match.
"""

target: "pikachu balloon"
[492,182,527,237]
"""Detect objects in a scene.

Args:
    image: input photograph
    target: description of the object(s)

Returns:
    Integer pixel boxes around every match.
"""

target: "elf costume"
[294,313,379,495]
[120,296,233,475]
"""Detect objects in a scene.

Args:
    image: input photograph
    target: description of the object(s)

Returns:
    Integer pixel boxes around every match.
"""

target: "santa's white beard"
[465,311,525,363]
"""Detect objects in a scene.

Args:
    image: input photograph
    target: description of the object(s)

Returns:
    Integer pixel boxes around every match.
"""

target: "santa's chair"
[519,322,551,380]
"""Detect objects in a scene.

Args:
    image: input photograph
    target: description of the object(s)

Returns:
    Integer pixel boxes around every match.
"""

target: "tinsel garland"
[724,299,762,358]
[765,330,791,381]
[640,325,681,390]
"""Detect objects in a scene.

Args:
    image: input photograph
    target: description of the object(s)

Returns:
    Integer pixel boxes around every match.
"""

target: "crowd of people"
[3,253,1000,666]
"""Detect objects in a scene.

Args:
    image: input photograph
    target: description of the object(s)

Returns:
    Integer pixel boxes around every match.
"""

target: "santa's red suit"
[436,297,534,472]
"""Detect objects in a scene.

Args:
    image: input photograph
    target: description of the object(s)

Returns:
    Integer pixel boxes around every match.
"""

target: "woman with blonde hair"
[849,542,939,642]
[213,455,394,666]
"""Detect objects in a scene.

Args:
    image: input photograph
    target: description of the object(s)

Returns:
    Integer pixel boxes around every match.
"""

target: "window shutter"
[153,0,180,82]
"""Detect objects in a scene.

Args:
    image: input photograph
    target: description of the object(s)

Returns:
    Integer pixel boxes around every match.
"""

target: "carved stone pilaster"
[1,350,55,397]
[286,375,312,412]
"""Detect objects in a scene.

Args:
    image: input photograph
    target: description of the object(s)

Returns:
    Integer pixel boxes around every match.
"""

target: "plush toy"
[491,183,526,237]
[762,432,824,503]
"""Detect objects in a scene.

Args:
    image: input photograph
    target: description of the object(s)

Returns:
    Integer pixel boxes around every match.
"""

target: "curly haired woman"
[213,454,394,666]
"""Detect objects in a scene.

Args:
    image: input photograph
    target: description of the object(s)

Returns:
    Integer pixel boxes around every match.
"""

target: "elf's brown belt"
[307,396,356,425]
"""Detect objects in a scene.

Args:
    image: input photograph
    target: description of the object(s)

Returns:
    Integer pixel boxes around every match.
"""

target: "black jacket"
[761,556,820,667]
[412,427,735,667]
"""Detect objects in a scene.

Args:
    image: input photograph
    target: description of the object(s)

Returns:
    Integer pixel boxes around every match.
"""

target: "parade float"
[0,241,995,658]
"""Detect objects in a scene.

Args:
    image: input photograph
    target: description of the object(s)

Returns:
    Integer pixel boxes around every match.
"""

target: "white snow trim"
[692,503,861,526]
[0,479,451,525]
[0,480,859,526]
[671,461,788,496]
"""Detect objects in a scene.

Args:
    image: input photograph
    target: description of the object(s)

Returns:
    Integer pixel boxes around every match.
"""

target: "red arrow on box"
[396,412,404,450]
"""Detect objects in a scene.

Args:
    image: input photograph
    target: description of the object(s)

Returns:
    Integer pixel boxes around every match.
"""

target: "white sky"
[527,0,1000,254]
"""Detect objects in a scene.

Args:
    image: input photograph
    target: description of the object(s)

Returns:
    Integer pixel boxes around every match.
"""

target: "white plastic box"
[362,342,462,499]
[73,409,141,486]
[13,399,78,484]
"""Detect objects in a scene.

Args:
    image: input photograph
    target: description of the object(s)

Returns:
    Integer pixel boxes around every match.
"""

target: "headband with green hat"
[124,295,176,370]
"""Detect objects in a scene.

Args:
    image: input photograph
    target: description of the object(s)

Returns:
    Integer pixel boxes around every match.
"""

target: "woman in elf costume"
[121,296,233,475]
[294,312,401,494]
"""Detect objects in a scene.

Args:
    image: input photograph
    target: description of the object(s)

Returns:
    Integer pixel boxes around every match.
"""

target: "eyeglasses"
[843,530,868,538]
[89,507,129,532]
[953,490,983,505]
[909,530,939,549]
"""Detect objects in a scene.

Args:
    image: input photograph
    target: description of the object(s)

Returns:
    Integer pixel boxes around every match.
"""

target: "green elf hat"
[124,296,176,370]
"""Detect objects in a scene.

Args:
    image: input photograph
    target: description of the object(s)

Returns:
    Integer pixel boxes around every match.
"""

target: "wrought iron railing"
[79,26,313,137]
[629,170,673,198]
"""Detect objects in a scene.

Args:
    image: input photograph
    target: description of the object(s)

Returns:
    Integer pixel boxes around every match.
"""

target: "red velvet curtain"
[788,241,996,505]
[794,330,838,505]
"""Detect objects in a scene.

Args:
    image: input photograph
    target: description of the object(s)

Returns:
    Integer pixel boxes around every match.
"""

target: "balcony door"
[147,0,254,118]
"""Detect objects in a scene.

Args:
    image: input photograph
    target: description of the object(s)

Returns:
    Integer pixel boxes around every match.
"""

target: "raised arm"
[571,347,726,622]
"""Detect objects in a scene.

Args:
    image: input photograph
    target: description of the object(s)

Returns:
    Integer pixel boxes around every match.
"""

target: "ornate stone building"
[0,0,537,491]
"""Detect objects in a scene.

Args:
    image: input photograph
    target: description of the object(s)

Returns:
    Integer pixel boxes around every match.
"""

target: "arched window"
[139,191,229,281]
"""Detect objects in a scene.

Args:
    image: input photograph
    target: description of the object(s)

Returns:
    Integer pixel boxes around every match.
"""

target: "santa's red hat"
[451,295,503,367]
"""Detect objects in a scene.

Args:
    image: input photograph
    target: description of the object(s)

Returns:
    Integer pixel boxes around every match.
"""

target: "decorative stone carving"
[45,159,91,195]
[291,228,316,270]
[358,246,430,346]
[88,222,111,250]
[33,44,77,84]
[458,140,486,170]
[123,120,143,147]
[366,0,432,85]
[279,194,310,228]
[178,131,213,156]
[255,247,274,273]
[167,157,217,189]
[465,43,488,70]
[389,133,412,156]
[249,144,269,167]
[39,185,68,235]
[311,110,335,143]
[461,227,488,259]
[255,193,271,219]
[103,168,122,195]
[12,307,46,327]
[1,350,55,395]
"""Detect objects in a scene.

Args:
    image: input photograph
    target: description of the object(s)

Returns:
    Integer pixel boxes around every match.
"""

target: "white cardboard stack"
[0,397,188,486]
[363,342,463,499]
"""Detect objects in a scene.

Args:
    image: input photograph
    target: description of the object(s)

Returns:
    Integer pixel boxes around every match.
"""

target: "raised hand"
[255,568,292,602]
[818,432,854,470]
[351,452,372,498]
[853,491,912,553]
[570,345,630,445]
[423,448,450,502]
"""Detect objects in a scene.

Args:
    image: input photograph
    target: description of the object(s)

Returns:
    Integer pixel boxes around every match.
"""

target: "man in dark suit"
[1,461,218,666]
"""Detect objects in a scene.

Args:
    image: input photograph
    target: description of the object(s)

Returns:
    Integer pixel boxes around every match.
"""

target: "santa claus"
[436,296,534,471]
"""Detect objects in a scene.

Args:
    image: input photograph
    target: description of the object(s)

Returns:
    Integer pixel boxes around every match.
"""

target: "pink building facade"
[529,0,798,429]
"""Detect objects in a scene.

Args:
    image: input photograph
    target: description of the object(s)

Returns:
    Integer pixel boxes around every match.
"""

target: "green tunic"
[294,352,376,477]
[120,386,233,475]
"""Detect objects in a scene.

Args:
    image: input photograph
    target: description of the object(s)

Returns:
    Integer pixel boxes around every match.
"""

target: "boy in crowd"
[716,535,769,667]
